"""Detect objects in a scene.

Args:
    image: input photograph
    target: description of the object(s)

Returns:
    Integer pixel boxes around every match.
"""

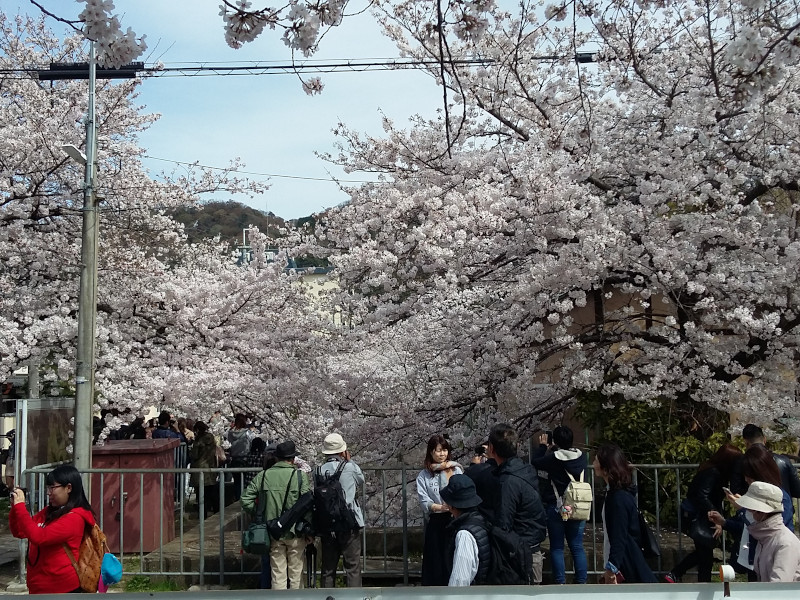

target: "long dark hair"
[44,465,93,524]
[698,442,742,480]
[595,443,633,490]
[424,434,452,473]
[742,444,782,488]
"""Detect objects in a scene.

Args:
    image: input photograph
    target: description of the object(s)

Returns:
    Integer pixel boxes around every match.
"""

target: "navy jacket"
[603,487,658,583]
[493,457,546,547]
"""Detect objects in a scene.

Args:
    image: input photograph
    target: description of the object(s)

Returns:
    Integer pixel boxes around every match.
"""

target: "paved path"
[0,535,19,569]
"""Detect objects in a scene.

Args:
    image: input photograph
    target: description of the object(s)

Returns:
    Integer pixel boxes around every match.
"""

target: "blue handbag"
[101,552,123,585]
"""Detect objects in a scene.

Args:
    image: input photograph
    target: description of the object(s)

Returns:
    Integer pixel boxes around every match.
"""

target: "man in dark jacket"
[731,424,800,498]
[465,453,498,521]
[442,474,491,586]
[531,425,588,584]
[487,423,547,583]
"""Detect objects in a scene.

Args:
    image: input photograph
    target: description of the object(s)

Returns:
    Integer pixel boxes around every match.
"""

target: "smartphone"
[545,430,553,445]
[722,486,732,496]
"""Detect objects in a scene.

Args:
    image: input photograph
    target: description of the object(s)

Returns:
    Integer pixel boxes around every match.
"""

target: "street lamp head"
[61,144,87,165]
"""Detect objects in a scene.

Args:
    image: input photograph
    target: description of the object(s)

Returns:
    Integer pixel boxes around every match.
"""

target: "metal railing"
[19,460,800,586]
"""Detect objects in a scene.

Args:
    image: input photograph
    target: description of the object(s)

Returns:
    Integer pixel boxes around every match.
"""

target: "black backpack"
[313,460,358,536]
[482,524,531,585]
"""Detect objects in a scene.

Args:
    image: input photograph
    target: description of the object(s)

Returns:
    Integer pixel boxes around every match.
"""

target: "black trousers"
[421,512,453,586]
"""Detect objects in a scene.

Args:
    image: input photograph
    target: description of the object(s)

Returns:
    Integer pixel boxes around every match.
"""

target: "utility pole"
[38,47,141,487]
[72,41,98,484]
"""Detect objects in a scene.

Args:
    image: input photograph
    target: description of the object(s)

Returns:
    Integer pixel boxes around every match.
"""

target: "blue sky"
[8,0,443,219]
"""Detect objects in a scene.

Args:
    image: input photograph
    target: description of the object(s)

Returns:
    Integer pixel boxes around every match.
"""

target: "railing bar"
[139,472,145,568]
[219,469,225,586]
[158,472,164,573]
[199,471,205,586]
[382,469,387,572]
[401,462,408,585]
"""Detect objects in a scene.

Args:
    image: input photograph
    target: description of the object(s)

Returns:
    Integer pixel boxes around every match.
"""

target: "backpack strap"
[566,471,584,483]
[62,521,88,579]
[551,480,563,508]
[332,459,348,480]
[279,469,297,513]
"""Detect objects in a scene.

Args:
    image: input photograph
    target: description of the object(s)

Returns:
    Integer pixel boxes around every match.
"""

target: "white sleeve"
[448,530,479,586]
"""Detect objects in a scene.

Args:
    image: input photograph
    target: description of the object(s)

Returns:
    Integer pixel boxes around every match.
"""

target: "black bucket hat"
[275,440,298,460]
[440,474,482,509]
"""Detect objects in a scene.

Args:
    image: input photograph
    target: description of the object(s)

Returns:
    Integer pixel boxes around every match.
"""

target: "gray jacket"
[318,457,365,528]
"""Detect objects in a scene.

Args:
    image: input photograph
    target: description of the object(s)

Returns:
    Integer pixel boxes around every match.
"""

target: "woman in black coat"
[666,442,742,583]
[593,444,657,584]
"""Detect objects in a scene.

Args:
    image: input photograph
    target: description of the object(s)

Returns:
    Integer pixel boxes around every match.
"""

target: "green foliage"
[123,576,183,592]
[575,390,732,465]
[576,390,735,524]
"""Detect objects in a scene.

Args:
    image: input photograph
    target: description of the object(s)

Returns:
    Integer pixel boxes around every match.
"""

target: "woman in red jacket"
[9,465,95,594]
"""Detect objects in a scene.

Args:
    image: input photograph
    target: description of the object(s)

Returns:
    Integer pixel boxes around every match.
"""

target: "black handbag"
[267,470,313,540]
[242,472,270,554]
[637,510,661,558]
[689,517,717,549]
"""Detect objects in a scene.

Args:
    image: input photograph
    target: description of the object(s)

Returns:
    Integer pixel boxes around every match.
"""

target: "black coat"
[686,466,725,513]
[603,487,658,583]
[493,457,546,547]
[465,459,498,522]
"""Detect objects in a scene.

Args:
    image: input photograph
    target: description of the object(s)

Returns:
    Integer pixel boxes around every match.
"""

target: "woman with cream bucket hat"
[733,481,800,582]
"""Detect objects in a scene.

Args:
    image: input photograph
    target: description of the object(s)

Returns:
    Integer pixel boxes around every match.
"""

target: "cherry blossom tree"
[311,0,800,447]
[1,14,332,448]
[19,0,800,453]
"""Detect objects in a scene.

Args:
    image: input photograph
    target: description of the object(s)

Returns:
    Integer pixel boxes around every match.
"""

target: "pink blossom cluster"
[78,0,146,68]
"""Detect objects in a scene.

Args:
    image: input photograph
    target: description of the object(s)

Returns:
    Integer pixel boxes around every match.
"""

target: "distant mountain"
[170,201,286,247]
[169,201,329,269]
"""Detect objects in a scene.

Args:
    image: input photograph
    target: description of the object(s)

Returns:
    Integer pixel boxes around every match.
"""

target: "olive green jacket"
[241,461,311,538]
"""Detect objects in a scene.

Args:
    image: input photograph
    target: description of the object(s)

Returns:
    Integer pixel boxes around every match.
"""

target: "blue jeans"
[546,504,587,584]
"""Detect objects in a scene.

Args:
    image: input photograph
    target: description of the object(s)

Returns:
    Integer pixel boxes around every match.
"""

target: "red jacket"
[9,503,95,594]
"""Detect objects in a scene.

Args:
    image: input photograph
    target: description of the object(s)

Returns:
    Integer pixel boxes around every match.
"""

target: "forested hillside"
[170,201,286,247]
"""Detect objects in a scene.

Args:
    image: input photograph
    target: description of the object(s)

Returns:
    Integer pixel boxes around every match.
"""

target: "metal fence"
[19,458,800,586]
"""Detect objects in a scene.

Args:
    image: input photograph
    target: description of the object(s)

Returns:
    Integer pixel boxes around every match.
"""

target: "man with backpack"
[488,423,547,584]
[315,433,365,588]
[531,425,590,584]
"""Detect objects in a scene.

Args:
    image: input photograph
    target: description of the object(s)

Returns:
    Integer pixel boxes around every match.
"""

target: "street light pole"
[72,41,98,485]
[38,47,140,488]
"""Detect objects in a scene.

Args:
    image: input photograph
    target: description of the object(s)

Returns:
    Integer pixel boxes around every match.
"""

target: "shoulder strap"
[62,521,88,576]
[566,471,584,483]
[333,459,348,479]
[280,469,297,512]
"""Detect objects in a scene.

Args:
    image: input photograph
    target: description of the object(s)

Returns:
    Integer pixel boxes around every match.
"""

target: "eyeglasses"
[46,484,66,493]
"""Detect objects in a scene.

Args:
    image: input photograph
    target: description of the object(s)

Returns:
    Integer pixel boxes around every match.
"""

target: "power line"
[142,154,381,184]
[2,53,598,79]
[145,57,495,78]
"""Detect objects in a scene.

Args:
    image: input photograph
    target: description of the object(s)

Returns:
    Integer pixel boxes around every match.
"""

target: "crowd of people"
[7,415,800,591]
[428,422,800,587]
